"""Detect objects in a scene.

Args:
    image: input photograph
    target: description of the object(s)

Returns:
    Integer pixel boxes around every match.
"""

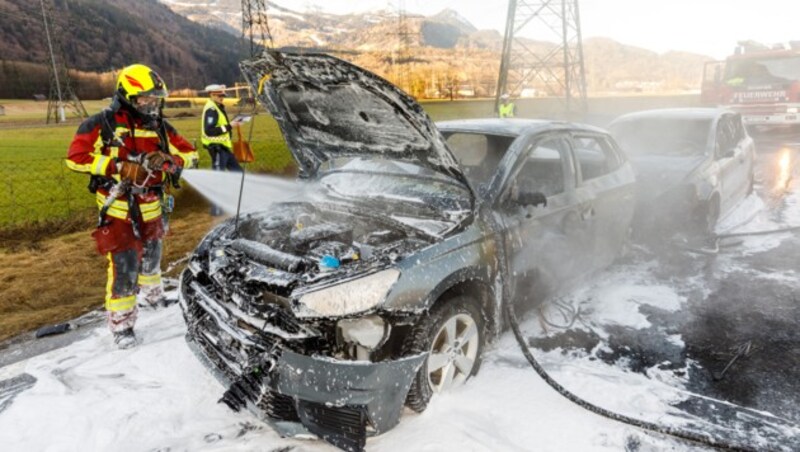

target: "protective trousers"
[105,240,164,333]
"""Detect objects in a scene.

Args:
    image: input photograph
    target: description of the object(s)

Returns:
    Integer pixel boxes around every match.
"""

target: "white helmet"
[205,84,227,96]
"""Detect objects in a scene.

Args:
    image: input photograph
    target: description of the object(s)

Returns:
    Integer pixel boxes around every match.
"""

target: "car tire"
[697,196,720,236]
[402,295,486,413]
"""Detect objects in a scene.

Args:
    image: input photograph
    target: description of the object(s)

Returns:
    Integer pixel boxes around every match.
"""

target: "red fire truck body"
[702,43,800,128]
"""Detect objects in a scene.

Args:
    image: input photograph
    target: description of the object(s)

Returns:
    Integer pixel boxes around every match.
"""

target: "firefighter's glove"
[144,151,175,173]
[117,161,149,185]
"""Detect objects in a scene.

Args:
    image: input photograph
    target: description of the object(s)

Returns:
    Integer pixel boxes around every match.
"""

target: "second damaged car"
[179,51,636,451]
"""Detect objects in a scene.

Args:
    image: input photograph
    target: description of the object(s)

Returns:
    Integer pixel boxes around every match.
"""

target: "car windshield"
[611,118,712,157]
[725,56,800,84]
[316,157,473,219]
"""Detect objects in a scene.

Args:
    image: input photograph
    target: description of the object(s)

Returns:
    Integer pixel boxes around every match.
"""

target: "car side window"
[502,137,570,206]
[445,132,512,186]
[572,135,620,181]
[715,116,737,158]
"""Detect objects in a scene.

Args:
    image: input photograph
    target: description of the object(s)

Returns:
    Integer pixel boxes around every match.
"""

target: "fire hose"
[503,300,762,451]
[682,224,800,255]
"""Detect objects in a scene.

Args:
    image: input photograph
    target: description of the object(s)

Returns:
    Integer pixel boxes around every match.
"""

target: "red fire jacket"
[66,107,198,223]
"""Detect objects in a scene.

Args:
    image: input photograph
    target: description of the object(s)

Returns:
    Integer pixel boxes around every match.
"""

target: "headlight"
[296,269,400,318]
[787,107,799,114]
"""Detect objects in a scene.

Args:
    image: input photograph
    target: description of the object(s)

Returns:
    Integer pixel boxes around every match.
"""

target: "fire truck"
[701,41,800,129]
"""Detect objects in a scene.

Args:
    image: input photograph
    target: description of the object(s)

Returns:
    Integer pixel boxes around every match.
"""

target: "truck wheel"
[402,295,486,412]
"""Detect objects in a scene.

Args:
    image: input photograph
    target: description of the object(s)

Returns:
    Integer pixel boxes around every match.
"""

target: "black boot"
[113,328,137,349]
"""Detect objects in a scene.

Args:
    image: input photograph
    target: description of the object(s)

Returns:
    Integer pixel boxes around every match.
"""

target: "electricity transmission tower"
[241,0,274,57]
[496,0,587,118]
[395,0,414,95]
[41,0,86,124]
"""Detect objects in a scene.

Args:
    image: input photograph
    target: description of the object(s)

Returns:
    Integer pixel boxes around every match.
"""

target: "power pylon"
[395,0,414,95]
[496,0,587,118]
[241,0,274,58]
[41,0,86,124]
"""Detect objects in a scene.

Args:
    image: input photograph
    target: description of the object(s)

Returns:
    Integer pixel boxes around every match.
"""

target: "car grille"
[258,390,300,422]
[296,400,367,452]
[183,277,299,422]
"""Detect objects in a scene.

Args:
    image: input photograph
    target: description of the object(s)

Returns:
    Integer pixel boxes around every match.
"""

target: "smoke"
[180,169,303,215]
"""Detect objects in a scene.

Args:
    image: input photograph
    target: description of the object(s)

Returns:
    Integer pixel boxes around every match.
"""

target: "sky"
[297,0,799,59]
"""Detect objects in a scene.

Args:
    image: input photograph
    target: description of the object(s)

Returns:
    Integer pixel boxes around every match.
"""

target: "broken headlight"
[296,269,400,318]
[338,315,390,350]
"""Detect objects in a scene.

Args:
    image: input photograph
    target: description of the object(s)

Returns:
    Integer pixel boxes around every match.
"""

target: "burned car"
[609,108,756,236]
[179,52,635,451]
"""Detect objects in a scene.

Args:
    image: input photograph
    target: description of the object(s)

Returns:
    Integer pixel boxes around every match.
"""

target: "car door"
[569,133,636,270]
[496,133,589,310]
[732,113,756,196]
[714,114,747,213]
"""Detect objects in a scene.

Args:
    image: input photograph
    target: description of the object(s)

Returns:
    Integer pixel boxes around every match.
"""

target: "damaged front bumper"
[179,269,425,452]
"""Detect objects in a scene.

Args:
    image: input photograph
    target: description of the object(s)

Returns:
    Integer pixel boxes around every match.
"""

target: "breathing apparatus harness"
[92,94,182,236]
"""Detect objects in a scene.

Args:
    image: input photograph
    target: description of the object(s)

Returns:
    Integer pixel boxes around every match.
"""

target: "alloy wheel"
[426,313,480,393]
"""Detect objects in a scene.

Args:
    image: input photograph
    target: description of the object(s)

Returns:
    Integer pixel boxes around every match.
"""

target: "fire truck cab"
[701,41,800,130]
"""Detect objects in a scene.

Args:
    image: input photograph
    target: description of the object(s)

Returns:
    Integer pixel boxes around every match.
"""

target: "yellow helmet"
[116,64,168,103]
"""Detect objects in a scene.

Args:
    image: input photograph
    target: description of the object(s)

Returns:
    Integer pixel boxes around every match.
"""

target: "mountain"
[156,1,711,95]
[0,0,711,99]
[0,0,247,97]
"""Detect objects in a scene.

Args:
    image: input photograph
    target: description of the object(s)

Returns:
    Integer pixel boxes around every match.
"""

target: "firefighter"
[499,93,516,118]
[201,84,242,216]
[66,64,198,349]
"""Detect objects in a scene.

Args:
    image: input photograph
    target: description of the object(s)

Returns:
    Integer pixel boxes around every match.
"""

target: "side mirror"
[518,191,547,208]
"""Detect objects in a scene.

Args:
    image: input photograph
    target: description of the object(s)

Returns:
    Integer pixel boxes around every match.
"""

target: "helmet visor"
[134,96,162,118]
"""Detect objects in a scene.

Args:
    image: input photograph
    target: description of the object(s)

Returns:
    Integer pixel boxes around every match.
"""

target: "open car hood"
[240,51,469,187]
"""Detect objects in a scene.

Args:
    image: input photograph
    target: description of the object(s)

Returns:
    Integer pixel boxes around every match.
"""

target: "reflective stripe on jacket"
[95,192,162,222]
[201,100,232,150]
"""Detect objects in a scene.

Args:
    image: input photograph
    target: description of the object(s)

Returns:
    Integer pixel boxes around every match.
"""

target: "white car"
[609,108,756,236]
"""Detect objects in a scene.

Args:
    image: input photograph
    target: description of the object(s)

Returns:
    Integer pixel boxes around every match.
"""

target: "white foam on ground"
[0,306,696,452]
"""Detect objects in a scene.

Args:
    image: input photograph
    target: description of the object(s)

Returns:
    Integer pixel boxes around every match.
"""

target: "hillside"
[0,0,247,97]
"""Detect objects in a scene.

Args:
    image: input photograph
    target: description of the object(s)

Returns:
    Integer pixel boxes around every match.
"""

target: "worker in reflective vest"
[201,84,243,215]
[499,93,517,118]
[66,64,198,349]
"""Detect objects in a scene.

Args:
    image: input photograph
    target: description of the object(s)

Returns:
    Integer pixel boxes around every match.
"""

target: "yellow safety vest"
[201,100,232,150]
[499,102,515,118]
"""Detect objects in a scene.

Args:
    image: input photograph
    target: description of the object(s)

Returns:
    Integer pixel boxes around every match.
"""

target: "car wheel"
[697,196,720,236]
[402,295,485,412]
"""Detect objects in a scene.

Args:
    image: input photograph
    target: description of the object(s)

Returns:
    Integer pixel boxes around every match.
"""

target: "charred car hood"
[240,51,469,187]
